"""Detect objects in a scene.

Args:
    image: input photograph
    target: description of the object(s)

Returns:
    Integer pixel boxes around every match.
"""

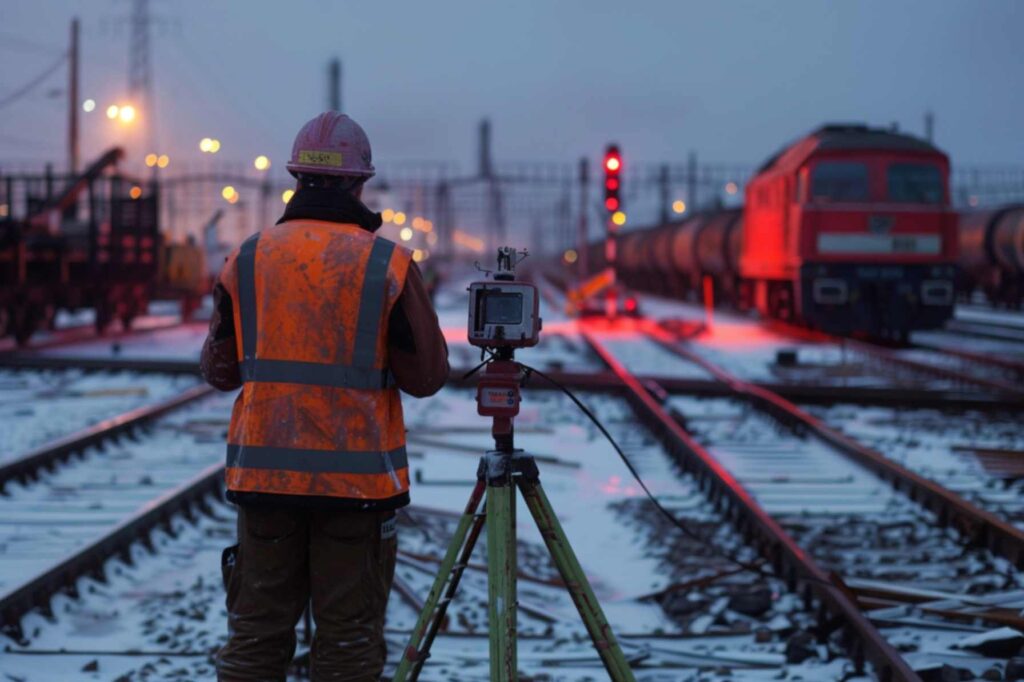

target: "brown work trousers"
[215,504,398,681]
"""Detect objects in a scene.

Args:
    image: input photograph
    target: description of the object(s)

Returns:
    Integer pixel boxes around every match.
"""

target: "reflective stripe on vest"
[227,444,408,474]
[236,232,396,388]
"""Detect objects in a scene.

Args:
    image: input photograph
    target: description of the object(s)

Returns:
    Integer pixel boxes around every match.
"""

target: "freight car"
[614,124,959,339]
[957,205,1024,309]
[0,148,161,344]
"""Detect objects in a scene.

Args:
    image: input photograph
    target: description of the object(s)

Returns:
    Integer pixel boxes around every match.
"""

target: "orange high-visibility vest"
[220,219,412,502]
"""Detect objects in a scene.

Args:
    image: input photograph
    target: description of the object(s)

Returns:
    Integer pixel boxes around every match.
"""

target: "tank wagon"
[614,124,959,338]
[958,206,1024,309]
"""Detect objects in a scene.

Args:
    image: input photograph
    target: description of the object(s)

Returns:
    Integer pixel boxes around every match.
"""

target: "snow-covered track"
[0,383,213,488]
[641,328,1024,571]
[581,330,917,682]
[0,463,223,640]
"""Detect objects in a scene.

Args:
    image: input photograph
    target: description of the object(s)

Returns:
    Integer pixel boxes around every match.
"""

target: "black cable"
[517,361,780,584]
[0,52,68,112]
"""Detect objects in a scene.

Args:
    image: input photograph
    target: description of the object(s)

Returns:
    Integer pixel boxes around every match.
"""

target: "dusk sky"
[1,1,1021,174]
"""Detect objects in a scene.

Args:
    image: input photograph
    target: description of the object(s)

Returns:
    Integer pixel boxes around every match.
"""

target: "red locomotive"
[612,124,959,339]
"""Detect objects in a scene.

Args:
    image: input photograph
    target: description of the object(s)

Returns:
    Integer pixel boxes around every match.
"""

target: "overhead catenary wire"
[0,52,69,112]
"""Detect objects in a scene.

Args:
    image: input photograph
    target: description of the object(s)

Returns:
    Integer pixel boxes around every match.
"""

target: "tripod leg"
[487,475,517,681]
[394,479,487,682]
[519,478,637,682]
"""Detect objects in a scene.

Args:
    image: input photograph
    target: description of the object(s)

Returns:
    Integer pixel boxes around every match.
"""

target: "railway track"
[582,325,1024,680]
[0,386,231,633]
[4,374,874,679]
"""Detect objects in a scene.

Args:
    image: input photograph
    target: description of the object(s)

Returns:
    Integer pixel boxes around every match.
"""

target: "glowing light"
[82,99,95,113]
[399,227,414,242]
[222,186,237,201]
[145,153,158,167]
[412,249,425,262]
[381,208,395,223]
[393,212,407,226]
[563,248,578,264]
[672,199,686,214]
[422,220,433,233]
[199,138,213,152]
[725,181,738,195]
[452,230,485,253]
[412,216,424,231]
[605,197,619,211]
[426,232,438,246]
[282,189,295,204]
[605,156,621,172]
[227,192,239,205]
[118,105,136,123]
[106,105,120,119]
[254,155,270,171]
[612,211,627,226]
[0,204,9,218]
[968,195,979,207]
[129,185,143,200]
[157,154,169,168]
[209,139,221,153]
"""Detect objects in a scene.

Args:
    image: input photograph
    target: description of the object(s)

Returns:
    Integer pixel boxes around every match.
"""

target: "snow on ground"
[0,369,200,459]
[955,305,1024,330]
[32,323,210,362]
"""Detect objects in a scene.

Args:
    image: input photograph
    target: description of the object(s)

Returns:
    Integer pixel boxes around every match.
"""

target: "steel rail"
[643,325,1024,570]
[908,337,1024,380]
[846,337,1024,400]
[0,353,1013,412]
[0,462,225,639]
[765,320,1024,401]
[580,330,920,682]
[0,383,215,489]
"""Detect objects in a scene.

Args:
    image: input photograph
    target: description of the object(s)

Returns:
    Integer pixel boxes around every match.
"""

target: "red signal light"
[605,178,619,190]
[605,197,619,211]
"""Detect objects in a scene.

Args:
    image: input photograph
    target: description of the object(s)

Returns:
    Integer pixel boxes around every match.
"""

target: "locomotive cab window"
[810,161,869,202]
[887,163,944,204]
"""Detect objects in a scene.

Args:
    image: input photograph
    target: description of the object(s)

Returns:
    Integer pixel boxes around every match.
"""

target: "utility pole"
[478,119,504,247]
[658,164,670,223]
[68,18,80,175]
[577,157,589,277]
[328,58,342,111]
[687,151,697,212]
[128,0,155,154]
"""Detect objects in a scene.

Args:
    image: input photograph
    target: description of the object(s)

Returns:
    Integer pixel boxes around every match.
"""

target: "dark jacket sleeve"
[199,284,243,391]
[388,263,449,398]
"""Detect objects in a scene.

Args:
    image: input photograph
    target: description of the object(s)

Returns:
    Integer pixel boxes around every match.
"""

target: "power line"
[0,52,68,112]
[0,31,63,56]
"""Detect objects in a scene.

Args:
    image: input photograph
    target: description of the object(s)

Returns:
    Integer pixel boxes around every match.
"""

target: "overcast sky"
[1,1,1021,174]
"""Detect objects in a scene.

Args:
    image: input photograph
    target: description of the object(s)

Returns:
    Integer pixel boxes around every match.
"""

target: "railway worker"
[199,111,449,681]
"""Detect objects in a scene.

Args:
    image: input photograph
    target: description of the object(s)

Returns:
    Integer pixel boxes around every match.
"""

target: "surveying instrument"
[394,247,636,681]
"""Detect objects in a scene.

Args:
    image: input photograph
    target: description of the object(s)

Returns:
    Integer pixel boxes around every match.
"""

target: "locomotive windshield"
[887,163,944,204]
[810,161,869,202]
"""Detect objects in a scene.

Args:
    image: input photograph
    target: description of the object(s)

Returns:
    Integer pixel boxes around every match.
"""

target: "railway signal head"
[604,144,622,213]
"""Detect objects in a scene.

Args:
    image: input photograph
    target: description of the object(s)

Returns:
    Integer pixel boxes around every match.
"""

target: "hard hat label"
[298,150,343,167]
